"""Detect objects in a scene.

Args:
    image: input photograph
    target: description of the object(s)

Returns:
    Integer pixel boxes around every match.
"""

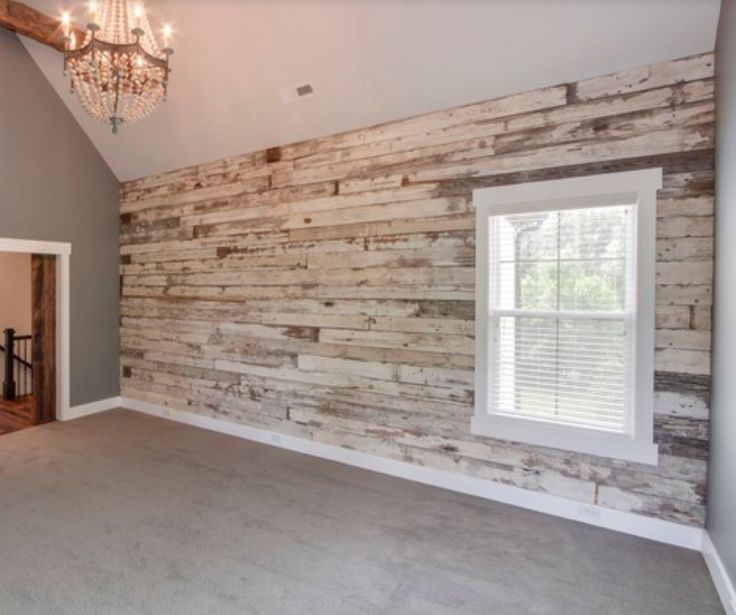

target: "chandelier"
[60,1,174,133]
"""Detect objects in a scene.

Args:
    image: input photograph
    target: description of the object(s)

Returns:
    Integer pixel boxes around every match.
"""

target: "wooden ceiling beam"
[0,0,83,52]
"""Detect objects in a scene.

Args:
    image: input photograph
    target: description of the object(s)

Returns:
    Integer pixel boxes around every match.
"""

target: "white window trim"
[472,169,661,465]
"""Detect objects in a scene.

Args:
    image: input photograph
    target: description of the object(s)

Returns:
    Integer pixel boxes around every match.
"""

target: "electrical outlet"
[577,504,602,522]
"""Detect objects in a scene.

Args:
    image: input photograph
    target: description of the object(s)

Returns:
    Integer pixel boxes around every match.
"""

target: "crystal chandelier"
[60,1,174,133]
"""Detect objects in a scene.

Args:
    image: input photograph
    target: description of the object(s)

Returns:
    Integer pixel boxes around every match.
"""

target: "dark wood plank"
[32,254,55,425]
[0,0,83,52]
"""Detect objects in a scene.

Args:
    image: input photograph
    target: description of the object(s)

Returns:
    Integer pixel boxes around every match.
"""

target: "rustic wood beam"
[0,0,83,52]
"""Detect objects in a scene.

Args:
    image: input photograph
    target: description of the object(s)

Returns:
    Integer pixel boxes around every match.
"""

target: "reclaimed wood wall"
[120,53,714,526]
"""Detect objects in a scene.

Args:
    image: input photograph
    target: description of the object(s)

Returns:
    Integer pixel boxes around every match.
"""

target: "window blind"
[487,204,635,434]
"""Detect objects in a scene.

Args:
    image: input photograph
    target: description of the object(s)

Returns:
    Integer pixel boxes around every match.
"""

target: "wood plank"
[404,126,713,185]
[292,82,712,173]
[574,53,714,101]
[319,328,474,356]
[277,86,569,161]
[0,395,34,435]
[31,254,55,424]
[0,0,83,52]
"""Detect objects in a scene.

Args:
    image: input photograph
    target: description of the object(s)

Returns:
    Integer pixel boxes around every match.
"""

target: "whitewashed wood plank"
[575,53,713,101]
[655,348,710,375]
[655,329,711,351]
[298,354,397,381]
[319,328,474,355]
[656,261,712,285]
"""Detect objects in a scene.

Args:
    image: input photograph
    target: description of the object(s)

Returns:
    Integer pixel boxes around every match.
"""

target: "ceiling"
[20,0,721,182]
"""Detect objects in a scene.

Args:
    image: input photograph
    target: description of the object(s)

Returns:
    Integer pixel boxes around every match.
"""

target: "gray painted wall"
[709,0,736,585]
[0,29,120,406]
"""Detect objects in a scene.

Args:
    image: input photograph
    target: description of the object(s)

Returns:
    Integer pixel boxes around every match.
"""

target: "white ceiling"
[21,0,721,182]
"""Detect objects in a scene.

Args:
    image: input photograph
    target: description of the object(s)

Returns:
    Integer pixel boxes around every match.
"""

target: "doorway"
[0,238,70,424]
[0,252,58,434]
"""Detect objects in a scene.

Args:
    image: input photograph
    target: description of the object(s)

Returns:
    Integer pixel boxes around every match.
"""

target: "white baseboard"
[119,396,703,550]
[703,532,736,615]
[63,396,122,421]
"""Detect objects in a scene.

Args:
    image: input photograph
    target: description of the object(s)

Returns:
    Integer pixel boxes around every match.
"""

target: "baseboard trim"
[64,396,122,421]
[119,396,703,550]
[703,532,736,615]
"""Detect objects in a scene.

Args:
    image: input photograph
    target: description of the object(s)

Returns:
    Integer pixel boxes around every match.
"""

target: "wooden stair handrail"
[0,342,32,370]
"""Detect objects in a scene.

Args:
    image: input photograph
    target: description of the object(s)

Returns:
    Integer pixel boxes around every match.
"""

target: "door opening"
[0,252,57,434]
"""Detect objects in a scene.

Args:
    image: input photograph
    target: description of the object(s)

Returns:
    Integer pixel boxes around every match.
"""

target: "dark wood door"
[31,254,55,425]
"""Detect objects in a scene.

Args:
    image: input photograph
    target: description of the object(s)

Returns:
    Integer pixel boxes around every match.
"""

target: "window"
[473,170,661,464]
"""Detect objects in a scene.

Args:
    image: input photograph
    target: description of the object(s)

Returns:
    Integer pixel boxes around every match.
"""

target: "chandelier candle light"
[60,1,174,133]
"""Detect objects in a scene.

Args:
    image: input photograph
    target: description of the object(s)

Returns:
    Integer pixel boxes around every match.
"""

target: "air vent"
[296,84,313,97]
[280,83,315,104]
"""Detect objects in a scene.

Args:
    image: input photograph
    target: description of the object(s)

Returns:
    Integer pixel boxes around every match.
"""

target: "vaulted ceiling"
[19,0,721,181]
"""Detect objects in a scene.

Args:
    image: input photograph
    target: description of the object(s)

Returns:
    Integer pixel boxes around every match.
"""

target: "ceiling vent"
[280,83,315,104]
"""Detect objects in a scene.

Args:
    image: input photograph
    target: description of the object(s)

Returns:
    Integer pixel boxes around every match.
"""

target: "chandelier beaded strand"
[60,1,174,134]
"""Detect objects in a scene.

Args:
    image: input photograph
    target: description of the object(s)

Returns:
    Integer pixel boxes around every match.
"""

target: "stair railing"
[1,328,33,401]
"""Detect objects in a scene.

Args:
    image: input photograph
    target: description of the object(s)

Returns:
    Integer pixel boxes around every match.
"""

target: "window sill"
[471,414,659,465]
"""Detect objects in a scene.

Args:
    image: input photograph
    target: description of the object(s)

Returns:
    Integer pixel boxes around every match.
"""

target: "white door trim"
[0,238,71,421]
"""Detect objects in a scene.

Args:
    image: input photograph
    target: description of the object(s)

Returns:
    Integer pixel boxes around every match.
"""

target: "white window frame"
[472,169,661,465]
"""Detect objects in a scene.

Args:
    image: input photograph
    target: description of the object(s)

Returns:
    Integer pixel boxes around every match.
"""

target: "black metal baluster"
[22,339,26,396]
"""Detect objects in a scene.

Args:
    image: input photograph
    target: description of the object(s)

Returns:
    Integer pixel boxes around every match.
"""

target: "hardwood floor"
[0,395,34,435]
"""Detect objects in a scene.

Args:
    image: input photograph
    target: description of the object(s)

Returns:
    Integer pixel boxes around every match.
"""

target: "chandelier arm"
[65,41,169,71]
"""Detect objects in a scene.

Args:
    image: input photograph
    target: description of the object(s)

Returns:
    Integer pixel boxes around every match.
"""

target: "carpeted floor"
[0,409,722,614]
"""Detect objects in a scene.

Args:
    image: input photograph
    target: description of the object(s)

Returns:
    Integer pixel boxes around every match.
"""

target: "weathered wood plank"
[31,254,56,424]
[691,306,712,330]
[278,86,570,161]
[655,306,691,330]
[319,328,474,356]
[291,81,712,173]
[307,247,473,270]
[655,348,710,375]
[656,329,711,351]
[403,126,712,185]
[656,284,712,306]
[657,216,713,239]
[183,183,432,229]
[657,196,713,218]
[288,213,474,243]
[574,53,714,101]
[657,238,713,262]
[656,261,712,285]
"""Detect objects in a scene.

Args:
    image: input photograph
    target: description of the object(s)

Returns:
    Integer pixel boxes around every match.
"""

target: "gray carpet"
[0,409,722,614]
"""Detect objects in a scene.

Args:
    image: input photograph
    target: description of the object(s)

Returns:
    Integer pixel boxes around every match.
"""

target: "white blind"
[487,204,635,434]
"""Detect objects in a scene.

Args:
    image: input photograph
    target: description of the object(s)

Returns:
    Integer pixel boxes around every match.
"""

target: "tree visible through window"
[489,205,634,434]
